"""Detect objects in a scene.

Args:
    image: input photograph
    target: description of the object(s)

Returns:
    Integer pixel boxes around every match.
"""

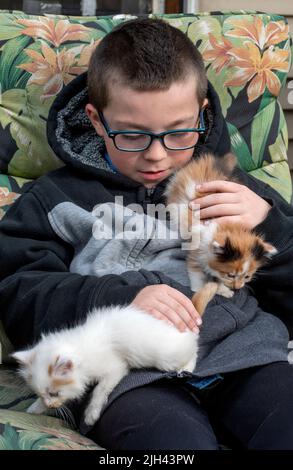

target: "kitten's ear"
[51,355,74,377]
[212,240,224,255]
[11,349,36,366]
[252,240,278,260]
[262,242,278,259]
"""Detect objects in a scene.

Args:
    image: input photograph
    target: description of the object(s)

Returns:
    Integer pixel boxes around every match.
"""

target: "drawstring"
[136,186,147,205]
[104,151,119,174]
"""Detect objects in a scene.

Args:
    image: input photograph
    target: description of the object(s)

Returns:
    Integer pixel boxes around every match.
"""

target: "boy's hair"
[88,18,208,111]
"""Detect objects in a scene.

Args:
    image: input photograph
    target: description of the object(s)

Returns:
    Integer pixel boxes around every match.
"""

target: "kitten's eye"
[227,273,236,279]
[49,391,59,398]
[244,275,251,280]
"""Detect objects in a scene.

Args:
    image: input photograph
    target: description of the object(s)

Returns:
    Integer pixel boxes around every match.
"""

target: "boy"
[1,18,293,449]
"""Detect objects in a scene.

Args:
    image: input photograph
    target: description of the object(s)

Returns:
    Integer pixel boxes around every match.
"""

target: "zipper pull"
[146,187,155,199]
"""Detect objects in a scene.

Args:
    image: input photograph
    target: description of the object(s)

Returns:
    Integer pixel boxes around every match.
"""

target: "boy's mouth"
[138,169,169,180]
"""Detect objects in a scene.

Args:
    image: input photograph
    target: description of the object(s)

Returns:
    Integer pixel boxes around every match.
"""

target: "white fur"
[241,259,250,275]
[187,221,234,298]
[12,304,198,426]
[188,222,220,285]
[188,269,206,292]
[216,284,234,298]
[185,181,198,201]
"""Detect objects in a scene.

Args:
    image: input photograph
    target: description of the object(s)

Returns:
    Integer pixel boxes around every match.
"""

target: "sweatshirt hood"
[47,72,231,187]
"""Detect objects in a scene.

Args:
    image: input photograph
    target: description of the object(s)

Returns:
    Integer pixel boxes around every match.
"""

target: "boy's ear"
[202,98,209,109]
[85,103,104,136]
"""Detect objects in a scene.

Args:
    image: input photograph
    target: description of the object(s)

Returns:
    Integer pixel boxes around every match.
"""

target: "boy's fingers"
[135,285,201,332]
[212,215,242,225]
[158,297,200,332]
[167,289,202,326]
[159,304,196,332]
[146,302,192,332]
[199,203,240,219]
[197,180,241,193]
[189,193,238,209]
[147,307,174,328]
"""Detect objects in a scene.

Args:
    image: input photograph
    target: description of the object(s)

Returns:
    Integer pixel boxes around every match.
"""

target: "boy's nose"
[143,138,168,161]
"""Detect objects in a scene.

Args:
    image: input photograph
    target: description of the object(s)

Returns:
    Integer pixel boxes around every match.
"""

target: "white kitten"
[12,304,198,426]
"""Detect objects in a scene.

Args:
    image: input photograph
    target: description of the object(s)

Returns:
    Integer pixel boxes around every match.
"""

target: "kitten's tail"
[191,282,219,316]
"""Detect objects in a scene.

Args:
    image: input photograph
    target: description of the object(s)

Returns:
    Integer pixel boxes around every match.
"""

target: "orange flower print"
[17,17,91,47]
[0,187,20,208]
[76,39,102,68]
[18,44,86,99]
[54,40,101,79]
[265,21,290,47]
[202,33,234,74]
[225,43,290,102]
[225,17,289,50]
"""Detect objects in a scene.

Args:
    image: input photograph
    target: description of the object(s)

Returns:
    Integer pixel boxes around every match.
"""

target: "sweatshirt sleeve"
[235,169,293,333]
[0,189,193,350]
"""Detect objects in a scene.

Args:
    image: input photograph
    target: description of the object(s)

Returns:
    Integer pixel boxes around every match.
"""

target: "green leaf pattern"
[0,371,101,449]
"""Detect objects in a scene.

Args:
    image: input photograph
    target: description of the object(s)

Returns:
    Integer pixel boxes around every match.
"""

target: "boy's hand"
[131,284,202,333]
[189,180,271,229]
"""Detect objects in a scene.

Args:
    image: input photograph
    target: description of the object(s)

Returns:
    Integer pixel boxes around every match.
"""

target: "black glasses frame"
[98,109,206,152]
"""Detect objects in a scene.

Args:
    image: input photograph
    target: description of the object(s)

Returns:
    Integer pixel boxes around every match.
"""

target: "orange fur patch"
[166,152,237,208]
[210,223,264,271]
[192,282,219,316]
[213,223,263,258]
[52,378,75,387]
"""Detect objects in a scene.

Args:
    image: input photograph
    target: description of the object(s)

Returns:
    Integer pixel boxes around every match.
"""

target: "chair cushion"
[0,10,291,202]
[0,365,100,450]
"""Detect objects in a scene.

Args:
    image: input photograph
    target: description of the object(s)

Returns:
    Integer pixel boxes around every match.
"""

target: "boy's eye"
[120,134,144,141]
[168,132,189,138]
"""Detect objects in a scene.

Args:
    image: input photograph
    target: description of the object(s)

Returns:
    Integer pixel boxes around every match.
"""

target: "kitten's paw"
[217,284,234,298]
[178,356,197,374]
[84,403,102,426]
[27,398,47,414]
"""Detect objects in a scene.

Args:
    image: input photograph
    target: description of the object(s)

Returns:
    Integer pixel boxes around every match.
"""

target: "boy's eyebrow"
[113,116,195,130]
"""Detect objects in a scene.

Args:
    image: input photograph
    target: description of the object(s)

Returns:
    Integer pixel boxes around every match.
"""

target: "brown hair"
[87,18,207,111]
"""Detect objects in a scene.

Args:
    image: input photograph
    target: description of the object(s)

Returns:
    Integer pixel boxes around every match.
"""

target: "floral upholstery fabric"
[0,366,100,449]
[0,9,292,449]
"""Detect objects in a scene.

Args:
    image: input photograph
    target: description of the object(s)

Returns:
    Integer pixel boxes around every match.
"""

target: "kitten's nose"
[44,399,60,408]
[234,281,243,290]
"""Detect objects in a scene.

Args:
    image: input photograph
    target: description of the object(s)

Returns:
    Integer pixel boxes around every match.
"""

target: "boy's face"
[86,75,208,188]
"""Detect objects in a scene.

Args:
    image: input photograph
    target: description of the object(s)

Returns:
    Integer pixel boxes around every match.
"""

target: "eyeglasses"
[98,109,206,152]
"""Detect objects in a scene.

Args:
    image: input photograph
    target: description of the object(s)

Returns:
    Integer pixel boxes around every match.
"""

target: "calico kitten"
[165,152,277,298]
[12,302,203,426]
